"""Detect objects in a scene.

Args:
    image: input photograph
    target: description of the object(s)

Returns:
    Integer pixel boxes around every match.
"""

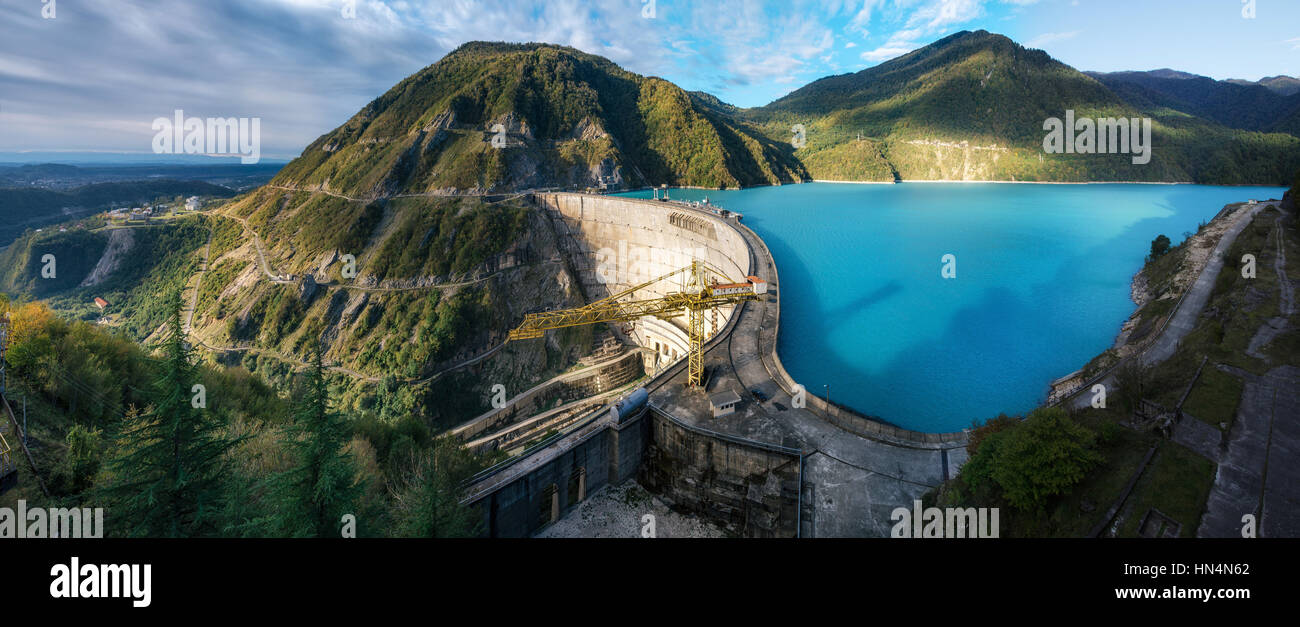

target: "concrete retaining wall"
[639,407,801,538]
[466,193,763,538]
[471,408,651,538]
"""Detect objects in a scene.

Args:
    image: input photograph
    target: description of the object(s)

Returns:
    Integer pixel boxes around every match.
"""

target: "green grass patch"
[1266,328,1300,367]
[1115,441,1215,538]
[1181,367,1244,431]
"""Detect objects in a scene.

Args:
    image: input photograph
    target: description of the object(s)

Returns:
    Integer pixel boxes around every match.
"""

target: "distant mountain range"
[1226,75,1300,96]
[749,31,1299,184]
[268,32,1297,192]
[1102,68,1300,96]
[0,162,283,190]
[1085,69,1300,136]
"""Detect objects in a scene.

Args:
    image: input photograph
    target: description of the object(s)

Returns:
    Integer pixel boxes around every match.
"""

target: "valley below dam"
[619,182,1288,433]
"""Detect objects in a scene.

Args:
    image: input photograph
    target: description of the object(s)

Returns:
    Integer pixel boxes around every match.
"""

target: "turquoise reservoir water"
[618,183,1287,432]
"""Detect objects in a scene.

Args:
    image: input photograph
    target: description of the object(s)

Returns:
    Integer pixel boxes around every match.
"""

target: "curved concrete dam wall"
[534,193,752,371]
[463,192,968,537]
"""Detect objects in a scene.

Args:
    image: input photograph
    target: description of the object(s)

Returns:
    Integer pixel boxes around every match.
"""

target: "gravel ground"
[534,482,727,538]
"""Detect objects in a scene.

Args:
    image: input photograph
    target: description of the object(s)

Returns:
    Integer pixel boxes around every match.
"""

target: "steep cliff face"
[79,227,135,287]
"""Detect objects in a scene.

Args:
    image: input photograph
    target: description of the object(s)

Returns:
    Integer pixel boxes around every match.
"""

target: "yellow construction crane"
[508,260,766,387]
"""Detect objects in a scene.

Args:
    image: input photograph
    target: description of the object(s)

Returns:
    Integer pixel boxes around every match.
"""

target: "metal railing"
[0,431,14,480]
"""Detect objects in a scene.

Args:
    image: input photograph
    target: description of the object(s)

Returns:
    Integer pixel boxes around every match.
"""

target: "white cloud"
[1024,30,1080,48]
[848,0,886,35]
[853,0,1036,64]
[915,0,985,30]
[0,0,1066,153]
[861,45,919,61]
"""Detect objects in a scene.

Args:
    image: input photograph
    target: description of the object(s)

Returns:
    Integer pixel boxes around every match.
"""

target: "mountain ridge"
[271,41,806,197]
[739,30,1299,184]
[265,33,1299,191]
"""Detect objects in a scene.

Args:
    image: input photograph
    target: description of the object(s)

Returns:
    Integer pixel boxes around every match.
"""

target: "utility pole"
[22,396,26,448]
[824,384,830,407]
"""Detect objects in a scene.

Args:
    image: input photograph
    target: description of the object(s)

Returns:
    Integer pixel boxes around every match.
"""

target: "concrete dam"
[462,192,970,538]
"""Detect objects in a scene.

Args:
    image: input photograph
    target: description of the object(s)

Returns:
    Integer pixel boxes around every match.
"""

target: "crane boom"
[507,261,764,387]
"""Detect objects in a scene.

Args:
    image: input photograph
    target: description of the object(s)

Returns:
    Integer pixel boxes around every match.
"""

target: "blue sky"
[1,0,1296,159]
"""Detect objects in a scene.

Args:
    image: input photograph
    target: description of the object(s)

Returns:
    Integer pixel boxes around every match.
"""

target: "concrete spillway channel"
[462,192,969,538]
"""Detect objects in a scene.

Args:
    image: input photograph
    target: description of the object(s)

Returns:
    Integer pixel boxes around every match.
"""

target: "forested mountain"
[268,34,1299,190]
[272,41,807,196]
[742,30,1300,183]
[1087,70,1300,135]
[1226,75,1300,97]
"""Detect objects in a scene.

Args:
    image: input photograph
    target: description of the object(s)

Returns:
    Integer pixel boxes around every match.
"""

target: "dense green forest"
[0,294,486,537]
[1088,70,1300,136]
[0,216,212,337]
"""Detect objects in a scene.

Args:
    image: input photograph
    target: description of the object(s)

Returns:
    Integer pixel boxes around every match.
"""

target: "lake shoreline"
[616,185,1286,432]
[1045,200,1256,406]
[611,180,1289,194]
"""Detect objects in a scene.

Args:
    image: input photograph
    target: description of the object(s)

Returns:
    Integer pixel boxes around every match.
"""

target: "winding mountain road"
[219,207,554,292]
[184,208,522,384]
[193,336,507,385]
[181,218,214,335]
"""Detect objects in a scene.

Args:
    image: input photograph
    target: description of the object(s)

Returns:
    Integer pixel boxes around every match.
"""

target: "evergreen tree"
[391,437,484,538]
[53,424,103,495]
[98,290,237,537]
[251,347,359,537]
[1149,234,1172,259]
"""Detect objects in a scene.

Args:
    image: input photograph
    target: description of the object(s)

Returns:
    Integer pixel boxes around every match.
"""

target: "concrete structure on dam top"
[462,192,970,538]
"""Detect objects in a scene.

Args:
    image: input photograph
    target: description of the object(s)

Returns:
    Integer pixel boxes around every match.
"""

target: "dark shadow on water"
[825,280,903,320]
[677,184,1285,431]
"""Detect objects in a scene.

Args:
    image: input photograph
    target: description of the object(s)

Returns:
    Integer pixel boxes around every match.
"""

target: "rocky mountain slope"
[271,42,807,197]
